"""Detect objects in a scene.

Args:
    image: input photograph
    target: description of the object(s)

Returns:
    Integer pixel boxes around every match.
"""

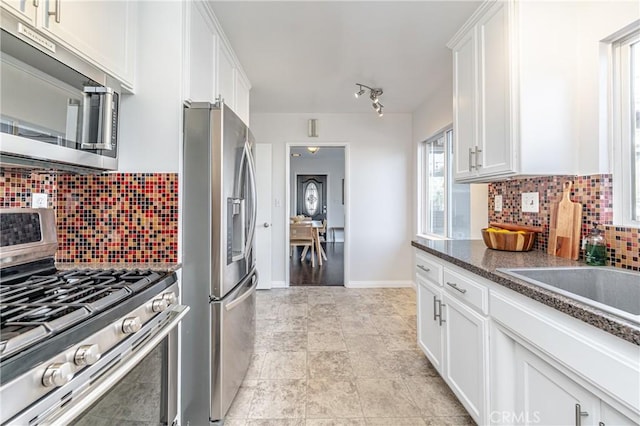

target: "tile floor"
[225,287,475,426]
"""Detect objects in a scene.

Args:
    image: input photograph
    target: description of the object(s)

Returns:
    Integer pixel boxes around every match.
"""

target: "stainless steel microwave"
[0,15,121,172]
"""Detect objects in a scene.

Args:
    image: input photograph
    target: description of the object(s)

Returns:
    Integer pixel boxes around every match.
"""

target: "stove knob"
[42,362,74,387]
[162,291,177,306]
[151,298,169,312]
[122,316,142,334]
[74,344,101,366]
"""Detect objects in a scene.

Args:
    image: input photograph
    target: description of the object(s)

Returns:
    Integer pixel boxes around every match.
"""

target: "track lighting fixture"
[355,83,384,117]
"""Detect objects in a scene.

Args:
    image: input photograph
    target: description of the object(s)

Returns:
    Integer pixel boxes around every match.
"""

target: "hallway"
[290,243,344,286]
[224,286,474,425]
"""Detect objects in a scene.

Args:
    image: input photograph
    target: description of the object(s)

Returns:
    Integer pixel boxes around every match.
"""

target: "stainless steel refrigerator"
[182,102,258,424]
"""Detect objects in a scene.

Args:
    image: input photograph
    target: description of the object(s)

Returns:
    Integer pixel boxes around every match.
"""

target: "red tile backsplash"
[488,174,639,271]
[0,170,178,263]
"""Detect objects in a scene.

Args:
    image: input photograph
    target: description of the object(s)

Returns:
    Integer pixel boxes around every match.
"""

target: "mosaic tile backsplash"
[0,170,178,263]
[488,174,639,271]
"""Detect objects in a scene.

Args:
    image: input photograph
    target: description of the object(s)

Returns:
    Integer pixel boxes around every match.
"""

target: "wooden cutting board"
[548,181,582,260]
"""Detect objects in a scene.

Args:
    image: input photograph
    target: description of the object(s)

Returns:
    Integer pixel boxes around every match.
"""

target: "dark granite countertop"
[412,238,640,345]
[55,262,182,272]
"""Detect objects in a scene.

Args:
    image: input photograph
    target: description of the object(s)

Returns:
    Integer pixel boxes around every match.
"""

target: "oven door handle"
[40,304,190,426]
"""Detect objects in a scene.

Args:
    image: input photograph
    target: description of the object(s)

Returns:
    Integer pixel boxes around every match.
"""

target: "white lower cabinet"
[443,293,488,422]
[514,343,638,426]
[414,248,640,426]
[417,275,444,371]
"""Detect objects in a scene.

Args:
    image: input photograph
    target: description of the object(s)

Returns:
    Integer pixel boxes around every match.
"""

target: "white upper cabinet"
[1,0,136,90]
[1,0,38,26]
[448,0,576,182]
[185,1,217,103]
[183,1,251,125]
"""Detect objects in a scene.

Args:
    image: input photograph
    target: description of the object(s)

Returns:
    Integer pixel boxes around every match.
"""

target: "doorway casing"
[285,143,349,287]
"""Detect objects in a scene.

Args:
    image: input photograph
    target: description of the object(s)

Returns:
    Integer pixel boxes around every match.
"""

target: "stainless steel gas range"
[0,208,189,425]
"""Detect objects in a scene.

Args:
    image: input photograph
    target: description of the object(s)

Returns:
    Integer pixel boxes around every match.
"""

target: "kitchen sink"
[497,267,640,324]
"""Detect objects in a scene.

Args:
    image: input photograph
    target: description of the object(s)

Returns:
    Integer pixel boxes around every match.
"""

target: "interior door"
[255,143,272,289]
[296,175,327,221]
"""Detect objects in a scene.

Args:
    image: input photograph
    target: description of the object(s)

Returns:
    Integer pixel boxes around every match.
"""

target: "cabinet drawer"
[443,268,488,314]
[415,251,443,285]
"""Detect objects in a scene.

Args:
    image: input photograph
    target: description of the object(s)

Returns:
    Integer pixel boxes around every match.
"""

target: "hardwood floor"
[290,242,344,286]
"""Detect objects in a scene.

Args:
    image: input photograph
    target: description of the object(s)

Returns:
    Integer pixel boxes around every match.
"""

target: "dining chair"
[289,223,315,267]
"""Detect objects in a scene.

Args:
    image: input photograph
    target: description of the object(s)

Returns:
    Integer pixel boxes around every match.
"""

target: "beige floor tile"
[370,315,414,334]
[306,419,367,425]
[255,331,274,353]
[355,378,421,418]
[380,331,419,351]
[388,350,438,377]
[270,332,308,352]
[259,317,308,333]
[308,303,339,318]
[246,353,267,380]
[248,380,307,419]
[359,303,398,316]
[278,303,309,318]
[404,376,469,417]
[343,334,387,353]
[308,315,341,333]
[246,420,306,426]
[366,418,426,425]
[307,351,355,379]
[306,379,363,418]
[348,351,397,379]
[308,331,347,352]
[307,294,336,305]
[423,416,476,425]
[227,380,258,419]
[224,419,247,426]
[392,302,418,316]
[339,315,379,335]
[256,302,281,320]
[260,352,307,379]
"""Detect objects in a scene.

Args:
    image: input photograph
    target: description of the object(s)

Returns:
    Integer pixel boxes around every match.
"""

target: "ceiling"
[209,1,481,114]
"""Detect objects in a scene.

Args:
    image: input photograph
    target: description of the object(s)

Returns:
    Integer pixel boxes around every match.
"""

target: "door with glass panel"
[296,175,327,222]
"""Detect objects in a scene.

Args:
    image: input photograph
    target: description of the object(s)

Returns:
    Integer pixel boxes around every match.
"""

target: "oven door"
[39,305,189,426]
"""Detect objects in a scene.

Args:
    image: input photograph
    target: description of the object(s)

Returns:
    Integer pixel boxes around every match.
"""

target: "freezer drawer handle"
[225,271,258,312]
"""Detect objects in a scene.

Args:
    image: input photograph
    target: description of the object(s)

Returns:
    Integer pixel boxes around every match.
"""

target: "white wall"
[290,150,345,237]
[118,1,183,173]
[251,113,413,286]
[412,83,488,239]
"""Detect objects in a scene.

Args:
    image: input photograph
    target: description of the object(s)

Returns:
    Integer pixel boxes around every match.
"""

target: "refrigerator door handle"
[225,270,258,312]
[243,140,258,260]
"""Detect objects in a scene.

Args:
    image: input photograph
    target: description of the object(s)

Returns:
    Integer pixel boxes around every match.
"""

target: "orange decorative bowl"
[481,228,537,252]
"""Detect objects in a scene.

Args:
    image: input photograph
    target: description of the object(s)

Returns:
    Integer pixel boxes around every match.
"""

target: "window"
[418,126,471,239]
[612,25,640,226]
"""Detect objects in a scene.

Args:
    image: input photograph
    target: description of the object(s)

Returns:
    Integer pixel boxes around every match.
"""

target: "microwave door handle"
[243,140,257,260]
[80,88,114,151]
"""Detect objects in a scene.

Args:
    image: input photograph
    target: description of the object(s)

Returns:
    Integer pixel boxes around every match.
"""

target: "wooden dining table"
[299,220,327,266]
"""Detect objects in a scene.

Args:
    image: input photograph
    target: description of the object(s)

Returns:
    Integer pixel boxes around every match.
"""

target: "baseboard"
[270,281,288,288]
[346,280,414,289]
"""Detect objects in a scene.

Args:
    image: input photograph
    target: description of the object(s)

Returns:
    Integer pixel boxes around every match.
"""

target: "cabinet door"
[600,402,639,426]
[234,69,251,126]
[443,293,487,424]
[476,0,513,177]
[217,41,235,110]
[40,0,135,86]
[417,275,444,371]
[186,1,217,102]
[514,344,599,425]
[452,28,477,181]
[1,0,38,26]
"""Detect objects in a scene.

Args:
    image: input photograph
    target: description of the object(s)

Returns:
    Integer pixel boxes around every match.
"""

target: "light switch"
[521,192,539,213]
[32,193,48,208]
[494,195,503,212]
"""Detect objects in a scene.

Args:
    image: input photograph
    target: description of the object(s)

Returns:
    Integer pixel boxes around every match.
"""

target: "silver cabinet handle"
[417,264,430,273]
[48,0,60,23]
[33,0,39,7]
[433,296,438,321]
[468,147,475,171]
[575,404,588,426]
[446,282,467,294]
[475,148,482,168]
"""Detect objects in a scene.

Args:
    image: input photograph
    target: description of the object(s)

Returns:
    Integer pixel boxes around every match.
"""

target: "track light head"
[355,83,385,116]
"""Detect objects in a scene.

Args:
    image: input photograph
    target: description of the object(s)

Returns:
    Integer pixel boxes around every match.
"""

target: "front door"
[297,175,327,221]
